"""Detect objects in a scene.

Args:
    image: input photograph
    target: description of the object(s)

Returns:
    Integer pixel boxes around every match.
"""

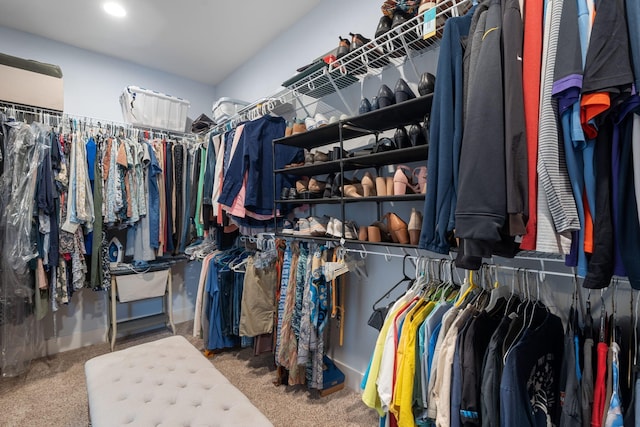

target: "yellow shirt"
[391,301,434,425]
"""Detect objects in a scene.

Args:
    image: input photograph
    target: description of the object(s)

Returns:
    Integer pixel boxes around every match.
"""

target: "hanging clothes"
[419,4,476,255]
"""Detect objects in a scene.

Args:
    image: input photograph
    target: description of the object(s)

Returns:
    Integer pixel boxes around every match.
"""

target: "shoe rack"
[280,0,472,116]
[272,92,433,248]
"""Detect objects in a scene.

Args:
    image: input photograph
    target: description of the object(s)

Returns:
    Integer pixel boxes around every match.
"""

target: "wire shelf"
[210,0,472,134]
[282,0,472,97]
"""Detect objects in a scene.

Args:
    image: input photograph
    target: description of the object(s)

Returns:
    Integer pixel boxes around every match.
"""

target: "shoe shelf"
[275,159,344,176]
[275,234,340,244]
[280,0,472,102]
[276,194,425,205]
[345,145,428,168]
[274,233,420,249]
[275,145,428,176]
[274,121,367,150]
[345,94,433,134]
[274,93,433,150]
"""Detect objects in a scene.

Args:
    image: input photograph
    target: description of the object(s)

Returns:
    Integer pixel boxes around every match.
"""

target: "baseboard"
[172,306,194,324]
[331,358,365,393]
[41,327,107,357]
[40,307,195,356]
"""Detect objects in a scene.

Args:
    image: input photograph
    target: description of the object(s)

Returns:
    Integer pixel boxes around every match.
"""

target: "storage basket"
[120,86,190,132]
[212,97,249,124]
[115,270,169,303]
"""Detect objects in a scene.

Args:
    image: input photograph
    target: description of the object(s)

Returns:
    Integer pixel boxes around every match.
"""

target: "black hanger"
[372,254,413,311]
[599,289,607,343]
[585,289,593,340]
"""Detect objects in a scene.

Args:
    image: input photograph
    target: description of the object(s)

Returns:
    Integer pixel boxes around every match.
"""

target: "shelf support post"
[325,68,355,117]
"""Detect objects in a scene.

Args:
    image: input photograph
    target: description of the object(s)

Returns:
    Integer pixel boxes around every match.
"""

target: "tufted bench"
[85,335,273,427]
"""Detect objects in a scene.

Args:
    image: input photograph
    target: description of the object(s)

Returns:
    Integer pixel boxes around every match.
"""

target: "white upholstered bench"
[85,335,273,427]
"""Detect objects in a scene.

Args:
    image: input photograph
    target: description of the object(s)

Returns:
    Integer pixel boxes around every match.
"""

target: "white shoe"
[305,117,317,131]
[326,217,337,237]
[329,218,345,238]
[297,218,311,235]
[314,113,329,127]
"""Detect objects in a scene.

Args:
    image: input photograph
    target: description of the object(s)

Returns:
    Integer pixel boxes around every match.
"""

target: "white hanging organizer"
[119,85,190,132]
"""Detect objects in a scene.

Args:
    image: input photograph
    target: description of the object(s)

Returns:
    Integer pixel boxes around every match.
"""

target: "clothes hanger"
[611,279,619,345]
[503,269,535,360]
[371,254,413,311]
[599,288,607,343]
[455,268,477,307]
[527,271,549,329]
[485,265,510,313]
[503,267,521,317]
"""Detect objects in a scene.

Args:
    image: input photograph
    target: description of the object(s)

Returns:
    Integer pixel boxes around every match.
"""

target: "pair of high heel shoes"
[342,172,393,198]
[288,177,326,199]
[393,165,427,195]
[358,209,423,245]
[394,124,428,148]
[359,78,416,115]
[338,167,426,198]
[335,32,390,75]
[375,9,420,58]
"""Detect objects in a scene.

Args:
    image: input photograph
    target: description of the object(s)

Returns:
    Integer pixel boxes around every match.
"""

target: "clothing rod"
[0,100,63,115]
[63,113,195,139]
[341,246,632,283]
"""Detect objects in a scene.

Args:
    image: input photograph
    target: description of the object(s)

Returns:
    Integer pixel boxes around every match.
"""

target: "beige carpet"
[0,322,378,427]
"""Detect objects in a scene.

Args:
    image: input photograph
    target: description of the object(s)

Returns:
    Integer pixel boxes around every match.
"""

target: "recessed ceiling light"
[103,2,127,18]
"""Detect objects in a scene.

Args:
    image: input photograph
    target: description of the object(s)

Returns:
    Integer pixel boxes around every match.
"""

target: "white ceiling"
[0,0,322,86]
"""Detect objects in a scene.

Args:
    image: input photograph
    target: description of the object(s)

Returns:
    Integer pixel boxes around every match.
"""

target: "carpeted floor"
[0,322,378,427]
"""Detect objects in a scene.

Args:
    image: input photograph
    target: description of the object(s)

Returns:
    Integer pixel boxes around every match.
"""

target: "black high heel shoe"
[409,123,427,146]
[375,15,392,42]
[418,72,436,96]
[389,10,412,58]
[359,98,372,114]
[394,78,416,104]
[377,84,395,109]
[347,33,368,75]
[323,173,335,199]
[394,127,411,149]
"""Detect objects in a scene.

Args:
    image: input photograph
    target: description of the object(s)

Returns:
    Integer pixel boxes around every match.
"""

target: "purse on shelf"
[372,137,397,153]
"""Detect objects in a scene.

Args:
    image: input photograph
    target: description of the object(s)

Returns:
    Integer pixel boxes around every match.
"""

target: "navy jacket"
[419,6,476,254]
